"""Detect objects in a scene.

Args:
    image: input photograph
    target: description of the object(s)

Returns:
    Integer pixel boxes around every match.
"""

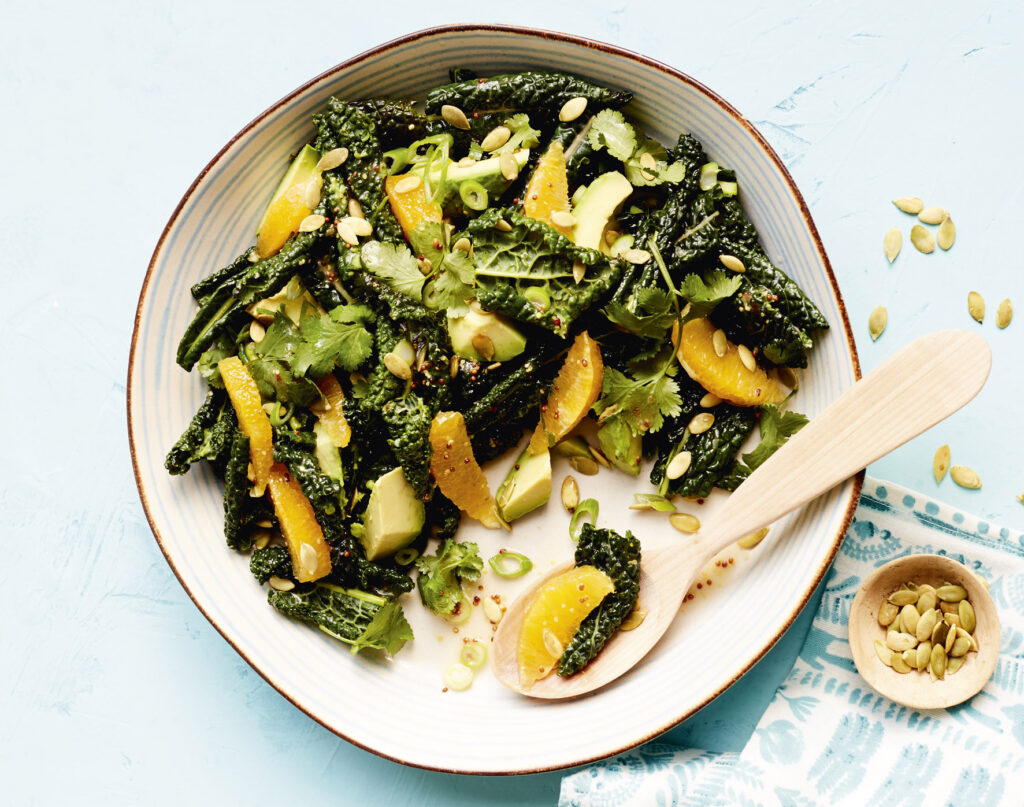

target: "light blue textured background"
[2,2,1020,804]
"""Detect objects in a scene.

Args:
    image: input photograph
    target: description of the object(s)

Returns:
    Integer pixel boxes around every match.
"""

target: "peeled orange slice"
[218,356,274,495]
[386,174,442,240]
[266,462,332,583]
[429,411,502,529]
[517,565,615,689]
[523,142,573,238]
[311,374,351,448]
[675,318,784,407]
[529,331,604,453]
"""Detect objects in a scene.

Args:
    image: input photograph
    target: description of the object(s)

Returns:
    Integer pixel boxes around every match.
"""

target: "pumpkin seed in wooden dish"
[848,554,999,709]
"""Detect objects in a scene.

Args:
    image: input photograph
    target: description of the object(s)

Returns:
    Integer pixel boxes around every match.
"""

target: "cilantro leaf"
[360,240,426,300]
[678,270,742,322]
[296,306,374,375]
[741,405,808,471]
[254,313,304,366]
[411,221,477,315]
[587,109,637,162]
[415,539,484,616]
[348,600,414,657]
[603,287,676,339]
[594,365,683,436]
[624,138,685,187]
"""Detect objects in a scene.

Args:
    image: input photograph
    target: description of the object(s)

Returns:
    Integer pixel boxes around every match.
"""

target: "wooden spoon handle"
[696,330,989,560]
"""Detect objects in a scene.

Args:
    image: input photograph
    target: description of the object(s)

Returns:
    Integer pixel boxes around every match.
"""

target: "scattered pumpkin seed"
[253,531,271,550]
[933,445,950,484]
[946,655,964,675]
[737,526,770,549]
[888,589,919,607]
[590,446,612,469]
[868,306,887,341]
[483,597,503,624]
[622,249,652,265]
[918,206,947,225]
[561,475,580,513]
[669,512,701,534]
[269,575,294,592]
[249,320,266,344]
[959,600,976,633]
[665,451,693,480]
[336,219,359,246]
[569,456,599,476]
[298,213,326,233]
[875,639,894,666]
[572,260,586,284]
[930,644,947,679]
[878,601,899,627]
[937,216,956,250]
[452,236,472,253]
[304,176,323,209]
[883,227,902,263]
[316,147,349,172]
[902,648,919,669]
[893,197,924,214]
[393,174,422,194]
[892,654,912,673]
[996,298,1013,329]
[480,125,511,152]
[967,291,985,323]
[347,198,364,219]
[383,352,412,380]
[457,156,477,168]
[719,254,746,273]
[700,392,722,408]
[551,210,577,229]
[604,229,621,245]
[417,258,434,275]
[499,151,519,181]
[900,604,920,635]
[737,344,756,373]
[950,465,982,490]
[910,224,935,253]
[712,328,728,358]
[688,412,715,435]
[559,96,588,122]
[495,217,512,232]
[471,333,495,361]
[345,216,373,237]
[441,104,471,130]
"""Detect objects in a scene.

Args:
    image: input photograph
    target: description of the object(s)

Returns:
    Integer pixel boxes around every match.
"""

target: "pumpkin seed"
[936,583,967,602]
[393,174,422,194]
[499,151,519,181]
[561,475,580,513]
[888,589,919,607]
[893,196,924,214]
[776,366,799,390]
[917,591,937,615]
[441,104,471,130]
[937,216,956,250]
[892,654,912,674]
[918,206,947,225]
[452,236,472,254]
[946,655,965,675]
[902,649,918,669]
[958,600,976,633]
[639,151,657,171]
[480,125,511,152]
[737,526,770,549]
[669,512,701,534]
[336,219,359,246]
[253,531,271,550]
[622,249,652,265]
[950,636,970,658]
[317,147,349,172]
[665,450,692,480]
[569,456,599,476]
[875,639,894,666]
[950,465,982,490]
[457,156,477,168]
[930,644,947,679]
[383,352,412,380]
[304,176,323,209]
[900,604,920,635]
[957,626,978,652]
[916,640,932,670]
[939,600,959,614]
[719,254,746,273]
[910,224,935,253]
[559,96,588,122]
[737,344,756,373]
[943,613,961,629]
[590,446,611,468]
[449,355,460,379]
[712,328,728,358]
[345,216,373,237]
[878,600,899,627]
[700,392,722,408]
[886,631,917,652]
[249,320,266,344]
[572,260,586,284]
[884,227,902,263]
[967,291,985,323]
[483,596,503,624]
[868,306,887,341]
[893,612,904,634]
[347,198,364,219]
[298,213,326,233]
[933,445,950,484]
[687,412,715,435]
[604,229,621,245]
[945,622,957,654]
[269,575,294,592]
[495,217,513,232]
[471,333,495,361]
[551,210,577,229]
[931,620,949,647]
[417,258,434,275]
[996,298,1013,329]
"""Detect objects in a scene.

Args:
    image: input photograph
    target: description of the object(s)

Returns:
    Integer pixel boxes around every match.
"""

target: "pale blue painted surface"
[1,2,1020,804]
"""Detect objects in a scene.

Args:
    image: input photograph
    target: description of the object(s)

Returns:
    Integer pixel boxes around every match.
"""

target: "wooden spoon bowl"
[848,554,999,710]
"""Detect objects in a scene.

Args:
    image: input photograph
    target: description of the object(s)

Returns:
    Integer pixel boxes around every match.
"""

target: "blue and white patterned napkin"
[560,479,1024,806]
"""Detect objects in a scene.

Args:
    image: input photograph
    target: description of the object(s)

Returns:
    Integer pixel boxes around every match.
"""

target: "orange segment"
[429,411,502,529]
[523,142,573,238]
[530,331,604,453]
[386,174,442,241]
[311,374,351,448]
[256,144,321,259]
[266,462,332,583]
[517,565,615,689]
[676,318,784,407]
[218,356,273,495]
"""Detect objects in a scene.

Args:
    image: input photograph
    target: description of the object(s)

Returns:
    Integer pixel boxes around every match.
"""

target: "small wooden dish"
[849,554,999,709]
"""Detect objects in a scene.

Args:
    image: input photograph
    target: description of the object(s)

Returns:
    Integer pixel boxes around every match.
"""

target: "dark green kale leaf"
[712,278,813,368]
[359,313,406,414]
[352,98,429,147]
[250,545,292,584]
[718,404,809,491]
[467,208,624,336]
[223,429,252,550]
[273,428,344,517]
[268,583,413,656]
[164,389,236,475]
[558,524,641,677]
[425,71,631,117]
[381,393,433,498]
[297,257,346,311]
[191,250,251,301]
[415,539,484,616]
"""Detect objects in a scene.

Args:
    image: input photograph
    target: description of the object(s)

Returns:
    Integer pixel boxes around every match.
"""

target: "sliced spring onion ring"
[459,180,489,211]
[488,551,533,578]
[459,642,487,670]
[523,286,550,312]
[569,498,599,542]
[394,547,419,566]
[444,595,473,625]
[443,662,474,691]
[630,493,676,512]
[382,147,410,175]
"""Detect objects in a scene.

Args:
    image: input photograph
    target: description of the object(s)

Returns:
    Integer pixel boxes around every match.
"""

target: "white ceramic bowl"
[129,24,860,773]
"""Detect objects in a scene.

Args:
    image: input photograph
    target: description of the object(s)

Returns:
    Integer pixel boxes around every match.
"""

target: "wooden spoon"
[492,330,991,698]
[848,554,999,709]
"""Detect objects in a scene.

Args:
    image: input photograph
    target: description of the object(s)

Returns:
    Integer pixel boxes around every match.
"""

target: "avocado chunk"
[420,150,531,213]
[360,467,425,560]
[448,306,527,362]
[597,418,642,476]
[495,447,552,522]
[571,171,633,251]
